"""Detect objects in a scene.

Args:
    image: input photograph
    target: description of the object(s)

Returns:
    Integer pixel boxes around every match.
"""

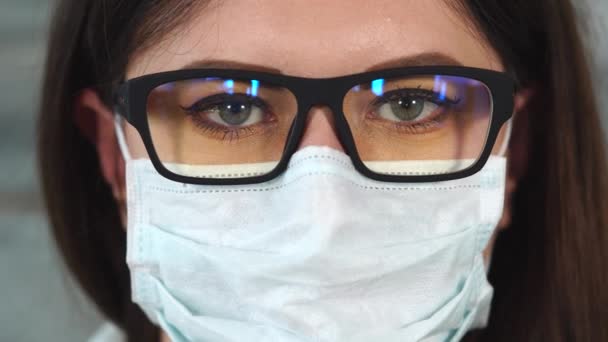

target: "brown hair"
[454,1,608,341]
[38,0,608,341]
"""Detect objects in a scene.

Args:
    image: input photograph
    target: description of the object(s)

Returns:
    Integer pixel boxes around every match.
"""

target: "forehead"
[126,0,503,79]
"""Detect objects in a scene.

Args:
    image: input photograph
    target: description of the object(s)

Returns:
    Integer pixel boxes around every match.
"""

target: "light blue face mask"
[117,118,507,342]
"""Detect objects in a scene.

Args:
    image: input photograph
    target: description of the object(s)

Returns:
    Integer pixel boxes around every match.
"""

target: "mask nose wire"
[114,114,132,161]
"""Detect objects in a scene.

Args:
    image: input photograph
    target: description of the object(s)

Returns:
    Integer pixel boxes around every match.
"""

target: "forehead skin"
[126,0,504,79]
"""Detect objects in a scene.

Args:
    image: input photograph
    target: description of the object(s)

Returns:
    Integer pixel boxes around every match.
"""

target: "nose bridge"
[298,104,345,152]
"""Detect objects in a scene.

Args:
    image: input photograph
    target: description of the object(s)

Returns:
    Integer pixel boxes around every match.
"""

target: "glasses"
[113,66,516,185]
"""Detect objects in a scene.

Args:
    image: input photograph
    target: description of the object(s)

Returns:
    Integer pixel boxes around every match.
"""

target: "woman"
[38,0,608,341]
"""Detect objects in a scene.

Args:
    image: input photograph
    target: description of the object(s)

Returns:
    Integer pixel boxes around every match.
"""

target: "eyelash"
[368,87,461,134]
[180,93,276,141]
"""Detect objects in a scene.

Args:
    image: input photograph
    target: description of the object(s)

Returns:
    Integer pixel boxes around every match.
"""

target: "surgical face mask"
[117,121,507,342]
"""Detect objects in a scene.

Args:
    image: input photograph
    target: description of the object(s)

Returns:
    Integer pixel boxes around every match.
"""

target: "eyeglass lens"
[145,75,497,179]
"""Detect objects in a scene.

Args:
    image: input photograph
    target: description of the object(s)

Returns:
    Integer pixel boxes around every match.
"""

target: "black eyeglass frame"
[113,66,516,185]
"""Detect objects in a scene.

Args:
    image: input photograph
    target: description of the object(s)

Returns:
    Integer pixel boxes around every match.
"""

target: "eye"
[376,96,439,123]
[369,87,462,126]
[182,93,269,128]
[207,100,264,127]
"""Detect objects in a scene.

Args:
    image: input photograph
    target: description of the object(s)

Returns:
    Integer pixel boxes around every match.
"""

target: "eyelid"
[180,92,270,112]
[174,79,274,108]
[372,88,461,106]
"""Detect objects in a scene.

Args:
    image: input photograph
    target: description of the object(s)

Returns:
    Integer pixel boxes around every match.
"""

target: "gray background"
[0,1,606,342]
[0,1,102,342]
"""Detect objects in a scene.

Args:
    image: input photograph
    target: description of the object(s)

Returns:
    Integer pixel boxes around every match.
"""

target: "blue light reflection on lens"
[440,82,447,101]
[433,76,441,92]
[223,79,235,94]
[248,79,259,96]
[194,77,221,84]
[157,83,175,91]
[434,75,447,101]
[371,79,384,96]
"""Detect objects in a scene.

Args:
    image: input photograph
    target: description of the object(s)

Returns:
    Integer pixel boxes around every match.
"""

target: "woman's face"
[79,1,523,339]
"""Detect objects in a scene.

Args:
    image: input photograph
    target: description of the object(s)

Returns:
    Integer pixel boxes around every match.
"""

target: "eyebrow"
[178,52,463,75]
[364,52,463,71]
[180,60,282,74]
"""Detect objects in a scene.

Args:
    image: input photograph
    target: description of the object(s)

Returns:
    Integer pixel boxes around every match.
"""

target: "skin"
[76,1,530,340]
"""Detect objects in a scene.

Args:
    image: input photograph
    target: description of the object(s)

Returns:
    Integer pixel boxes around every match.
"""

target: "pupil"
[219,102,251,125]
[391,97,424,121]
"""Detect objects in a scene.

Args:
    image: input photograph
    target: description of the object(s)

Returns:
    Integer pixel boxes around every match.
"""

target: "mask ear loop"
[114,114,132,161]
[496,117,514,157]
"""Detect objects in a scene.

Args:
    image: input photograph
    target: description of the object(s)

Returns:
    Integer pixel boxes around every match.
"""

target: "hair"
[38,0,608,341]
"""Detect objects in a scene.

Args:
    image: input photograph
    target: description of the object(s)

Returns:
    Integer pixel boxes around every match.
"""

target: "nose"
[297,105,346,153]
